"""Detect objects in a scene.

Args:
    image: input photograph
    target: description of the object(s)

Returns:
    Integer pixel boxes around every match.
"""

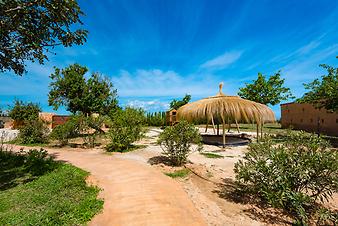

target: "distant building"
[280,102,338,136]
[166,109,177,126]
[39,112,70,129]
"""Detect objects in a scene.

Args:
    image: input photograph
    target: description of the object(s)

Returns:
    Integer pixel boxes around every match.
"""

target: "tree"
[8,100,41,122]
[238,71,294,105]
[298,64,338,112]
[48,64,118,115]
[0,0,88,75]
[170,94,191,110]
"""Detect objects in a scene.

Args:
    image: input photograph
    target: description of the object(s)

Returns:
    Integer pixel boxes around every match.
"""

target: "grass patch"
[0,149,103,225]
[5,139,48,147]
[200,152,224,159]
[165,168,190,178]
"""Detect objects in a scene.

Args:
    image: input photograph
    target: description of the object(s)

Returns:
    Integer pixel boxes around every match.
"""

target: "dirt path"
[11,146,206,226]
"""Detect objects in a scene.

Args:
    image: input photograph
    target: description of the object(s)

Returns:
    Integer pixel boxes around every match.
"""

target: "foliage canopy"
[48,64,118,115]
[8,100,41,122]
[238,71,294,105]
[170,94,191,110]
[0,0,87,75]
[145,111,166,127]
[298,64,338,112]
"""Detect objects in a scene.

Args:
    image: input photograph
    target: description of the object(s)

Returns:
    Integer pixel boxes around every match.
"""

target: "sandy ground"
[117,129,279,226]
[8,143,206,226]
[4,127,338,226]
[118,128,338,226]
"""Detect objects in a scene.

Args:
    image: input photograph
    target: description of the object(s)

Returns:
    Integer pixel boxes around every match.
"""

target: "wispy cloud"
[110,69,217,97]
[125,99,170,111]
[0,63,53,95]
[269,36,325,64]
[280,43,338,98]
[296,41,321,55]
[200,50,243,70]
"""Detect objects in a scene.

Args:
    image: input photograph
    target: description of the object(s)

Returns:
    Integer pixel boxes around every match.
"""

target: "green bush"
[18,119,49,144]
[158,120,202,166]
[0,147,58,184]
[8,100,41,122]
[50,116,81,146]
[81,115,106,148]
[24,149,57,176]
[50,114,106,147]
[106,108,145,152]
[234,131,338,225]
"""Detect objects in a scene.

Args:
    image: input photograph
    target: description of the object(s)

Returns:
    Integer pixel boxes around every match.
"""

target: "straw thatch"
[177,83,275,124]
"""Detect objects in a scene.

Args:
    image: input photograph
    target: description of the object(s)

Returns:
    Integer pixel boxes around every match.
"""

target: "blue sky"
[1,0,338,118]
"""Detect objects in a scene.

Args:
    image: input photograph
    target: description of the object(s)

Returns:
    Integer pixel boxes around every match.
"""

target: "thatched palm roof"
[177,83,275,124]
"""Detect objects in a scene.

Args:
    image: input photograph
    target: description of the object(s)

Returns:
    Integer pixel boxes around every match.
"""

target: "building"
[39,112,70,129]
[166,109,177,126]
[280,102,338,136]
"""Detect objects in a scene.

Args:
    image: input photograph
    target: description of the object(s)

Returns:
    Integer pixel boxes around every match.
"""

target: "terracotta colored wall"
[39,113,70,129]
[39,112,56,129]
[51,115,70,129]
[280,103,338,136]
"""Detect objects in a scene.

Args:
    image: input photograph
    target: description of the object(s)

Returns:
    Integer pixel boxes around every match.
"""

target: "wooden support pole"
[256,121,259,142]
[227,119,231,132]
[261,122,264,139]
[222,118,226,148]
[211,116,216,134]
[235,119,240,133]
[217,123,220,135]
[205,120,209,133]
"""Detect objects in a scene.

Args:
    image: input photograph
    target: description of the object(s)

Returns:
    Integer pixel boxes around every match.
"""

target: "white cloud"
[280,43,338,98]
[296,41,321,55]
[108,68,233,112]
[125,99,170,111]
[200,50,243,70]
[110,69,217,97]
[0,62,53,95]
[270,40,322,64]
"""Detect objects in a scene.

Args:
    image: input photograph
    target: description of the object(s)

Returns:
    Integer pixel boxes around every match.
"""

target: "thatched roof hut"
[177,83,276,145]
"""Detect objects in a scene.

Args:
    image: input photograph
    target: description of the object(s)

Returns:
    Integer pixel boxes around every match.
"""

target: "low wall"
[52,115,70,129]
[281,103,338,136]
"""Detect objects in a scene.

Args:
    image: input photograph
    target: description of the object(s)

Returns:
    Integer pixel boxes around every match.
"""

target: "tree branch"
[4,0,39,13]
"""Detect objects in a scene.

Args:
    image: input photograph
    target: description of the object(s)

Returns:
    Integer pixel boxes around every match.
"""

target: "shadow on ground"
[147,155,173,166]
[0,149,59,191]
[214,178,292,225]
